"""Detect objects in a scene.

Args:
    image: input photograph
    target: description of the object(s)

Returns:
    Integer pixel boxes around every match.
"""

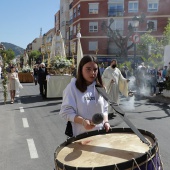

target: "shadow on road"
[11,95,62,111]
[145,102,170,120]
[19,95,62,104]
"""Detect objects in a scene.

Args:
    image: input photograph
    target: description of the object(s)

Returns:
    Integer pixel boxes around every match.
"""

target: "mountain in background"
[2,42,25,56]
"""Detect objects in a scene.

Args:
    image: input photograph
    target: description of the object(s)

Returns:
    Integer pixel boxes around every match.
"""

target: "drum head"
[55,128,158,170]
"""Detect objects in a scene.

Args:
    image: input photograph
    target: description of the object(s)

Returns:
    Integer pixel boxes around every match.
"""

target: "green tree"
[0,48,15,64]
[137,33,163,67]
[28,50,41,65]
[162,19,170,46]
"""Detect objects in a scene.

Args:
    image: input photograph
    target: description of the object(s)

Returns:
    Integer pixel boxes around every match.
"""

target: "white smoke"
[120,96,135,111]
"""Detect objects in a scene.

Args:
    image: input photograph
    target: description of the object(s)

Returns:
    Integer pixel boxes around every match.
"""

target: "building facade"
[55,11,60,33]
[58,0,170,63]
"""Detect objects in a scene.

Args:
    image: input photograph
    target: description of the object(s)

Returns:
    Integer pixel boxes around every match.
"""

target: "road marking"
[17,100,21,104]
[19,107,24,113]
[27,139,39,159]
[22,118,29,128]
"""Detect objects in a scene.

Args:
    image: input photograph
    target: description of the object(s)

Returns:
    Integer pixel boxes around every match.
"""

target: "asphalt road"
[0,82,169,170]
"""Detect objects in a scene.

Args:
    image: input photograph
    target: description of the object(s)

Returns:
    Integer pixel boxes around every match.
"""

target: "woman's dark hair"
[9,65,15,73]
[76,55,103,92]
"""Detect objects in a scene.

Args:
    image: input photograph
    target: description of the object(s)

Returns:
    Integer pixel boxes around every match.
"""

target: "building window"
[77,4,80,16]
[110,19,124,35]
[70,26,73,40]
[128,1,138,13]
[61,6,63,13]
[74,25,76,35]
[148,2,158,12]
[89,41,98,51]
[69,10,73,24]
[77,23,80,31]
[89,3,99,14]
[89,22,98,32]
[67,31,69,40]
[108,3,124,17]
[73,8,76,18]
[147,20,157,31]
[55,15,57,24]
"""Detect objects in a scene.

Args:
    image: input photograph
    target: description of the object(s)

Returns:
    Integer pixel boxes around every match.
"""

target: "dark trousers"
[150,83,156,94]
[39,80,47,97]
[34,75,38,85]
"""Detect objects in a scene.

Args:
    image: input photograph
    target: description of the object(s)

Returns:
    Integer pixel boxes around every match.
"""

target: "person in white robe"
[102,59,129,114]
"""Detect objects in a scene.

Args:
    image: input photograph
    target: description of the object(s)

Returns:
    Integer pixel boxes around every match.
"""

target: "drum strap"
[96,86,150,146]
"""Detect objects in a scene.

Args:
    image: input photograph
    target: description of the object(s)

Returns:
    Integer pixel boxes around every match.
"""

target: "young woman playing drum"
[59,55,110,136]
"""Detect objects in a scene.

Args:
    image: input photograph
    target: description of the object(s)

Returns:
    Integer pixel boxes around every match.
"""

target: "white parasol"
[76,31,83,72]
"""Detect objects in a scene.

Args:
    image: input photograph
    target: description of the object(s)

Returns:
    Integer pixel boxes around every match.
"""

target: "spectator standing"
[8,66,18,103]
[136,62,146,88]
[99,63,105,76]
[149,65,157,96]
[162,66,168,80]
[38,63,48,98]
[33,64,39,85]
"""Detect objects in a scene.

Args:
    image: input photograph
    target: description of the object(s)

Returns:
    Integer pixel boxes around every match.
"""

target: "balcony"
[108,9,124,17]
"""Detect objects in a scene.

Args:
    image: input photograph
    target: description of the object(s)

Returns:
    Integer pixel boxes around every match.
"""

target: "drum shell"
[54,128,163,170]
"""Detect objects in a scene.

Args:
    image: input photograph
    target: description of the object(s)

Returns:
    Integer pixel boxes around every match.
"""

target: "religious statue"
[51,30,66,59]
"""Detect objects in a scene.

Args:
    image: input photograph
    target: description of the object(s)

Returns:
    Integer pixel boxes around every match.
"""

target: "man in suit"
[38,63,48,98]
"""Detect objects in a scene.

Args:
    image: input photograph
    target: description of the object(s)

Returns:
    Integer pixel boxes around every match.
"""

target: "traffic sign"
[132,33,140,43]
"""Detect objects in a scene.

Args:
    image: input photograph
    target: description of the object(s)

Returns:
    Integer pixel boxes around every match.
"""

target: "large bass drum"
[54,128,163,170]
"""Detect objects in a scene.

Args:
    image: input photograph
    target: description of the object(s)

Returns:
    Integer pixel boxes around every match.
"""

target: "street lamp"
[132,15,142,69]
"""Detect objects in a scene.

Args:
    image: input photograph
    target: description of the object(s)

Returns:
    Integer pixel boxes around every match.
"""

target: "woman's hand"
[82,119,95,130]
[104,122,110,132]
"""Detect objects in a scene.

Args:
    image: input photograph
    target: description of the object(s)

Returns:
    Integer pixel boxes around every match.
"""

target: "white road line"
[19,107,24,113]
[27,139,39,159]
[22,118,29,128]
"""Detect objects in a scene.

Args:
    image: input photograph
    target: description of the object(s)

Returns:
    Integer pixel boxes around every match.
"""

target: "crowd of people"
[135,62,170,96]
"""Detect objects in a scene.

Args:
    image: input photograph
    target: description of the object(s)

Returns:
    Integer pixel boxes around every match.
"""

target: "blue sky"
[0,0,60,49]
